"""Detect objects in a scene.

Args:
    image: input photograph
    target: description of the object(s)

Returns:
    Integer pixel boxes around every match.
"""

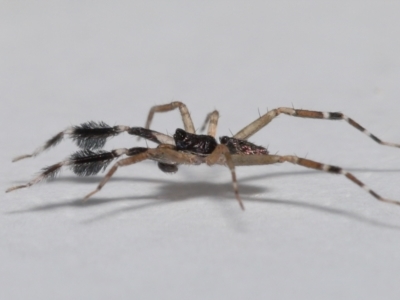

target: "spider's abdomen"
[219,136,269,155]
[173,128,217,155]
[158,162,178,173]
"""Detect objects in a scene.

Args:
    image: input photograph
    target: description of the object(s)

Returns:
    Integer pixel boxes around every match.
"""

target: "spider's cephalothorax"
[172,128,269,156]
[157,128,218,174]
[174,128,218,155]
[6,101,400,211]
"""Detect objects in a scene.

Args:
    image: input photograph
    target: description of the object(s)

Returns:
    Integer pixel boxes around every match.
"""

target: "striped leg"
[199,110,219,137]
[142,101,195,134]
[234,107,400,148]
[6,147,148,193]
[278,155,400,206]
[206,144,244,210]
[12,122,175,162]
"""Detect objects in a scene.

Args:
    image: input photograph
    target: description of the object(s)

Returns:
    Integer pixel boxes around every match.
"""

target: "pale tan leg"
[83,152,150,200]
[206,144,244,210]
[230,154,282,166]
[234,107,400,148]
[199,110,219,137]
[143,101,195,134]
[229,152,400,206]
[83,146,203,201]
[277,155,400,206]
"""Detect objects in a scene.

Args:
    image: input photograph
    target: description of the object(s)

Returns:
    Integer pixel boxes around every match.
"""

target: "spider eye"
[174,128,186,140]
[219,136,229,144]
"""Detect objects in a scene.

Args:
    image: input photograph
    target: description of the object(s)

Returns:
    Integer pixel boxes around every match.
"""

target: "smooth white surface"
[2,2,400,300]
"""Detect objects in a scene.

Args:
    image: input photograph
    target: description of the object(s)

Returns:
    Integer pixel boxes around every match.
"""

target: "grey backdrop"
[2,2,400,300]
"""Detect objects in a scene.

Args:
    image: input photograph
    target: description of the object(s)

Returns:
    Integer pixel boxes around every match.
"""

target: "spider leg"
[232,153,400,206]
[12,127,72,162]
[127,128,175,145]
[206,144,245,210]
[12,122,174,162]
[230,154,281,166]
[84,145,204,201]
[234,107,400,148]
[6,147,148,193]
[83,150,149,200]
[280,155,400,205]
[199,110,219,137]
[142,101,195,135]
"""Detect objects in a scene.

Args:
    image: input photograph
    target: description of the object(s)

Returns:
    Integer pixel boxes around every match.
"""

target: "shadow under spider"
[8,179,265,213]
[7,169,400,230]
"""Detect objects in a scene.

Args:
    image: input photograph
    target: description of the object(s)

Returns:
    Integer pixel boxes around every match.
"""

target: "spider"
[6,101,400,210]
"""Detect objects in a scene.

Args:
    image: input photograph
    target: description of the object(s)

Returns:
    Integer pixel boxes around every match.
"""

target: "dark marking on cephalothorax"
[219,136,269,155]
[173,128,217,155]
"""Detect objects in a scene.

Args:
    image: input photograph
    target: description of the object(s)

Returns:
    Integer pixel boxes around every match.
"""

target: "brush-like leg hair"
[6,147,149,193]
[200,110,220,137]
[142,101,195,135]
[230,154,400,206]
[234,107,400,148]
[11,123,174,162]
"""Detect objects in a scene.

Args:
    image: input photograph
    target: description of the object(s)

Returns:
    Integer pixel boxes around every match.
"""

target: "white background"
[2,2,400,300]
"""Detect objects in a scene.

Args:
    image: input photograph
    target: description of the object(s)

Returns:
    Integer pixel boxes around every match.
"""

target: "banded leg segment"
[278,155,400,206]
[142,101,195,134]
[206,144,244,210]
[200,110,219,137]
[234,107,400,148]
[12,129,71,162]
[6,147,148,193]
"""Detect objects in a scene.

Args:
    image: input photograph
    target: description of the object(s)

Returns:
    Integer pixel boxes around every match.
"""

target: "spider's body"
[174,129,218,155]
[6,101,400,210]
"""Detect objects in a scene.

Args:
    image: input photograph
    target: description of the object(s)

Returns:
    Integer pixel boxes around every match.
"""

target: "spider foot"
[6,185,28,193]
[83,189,100,202]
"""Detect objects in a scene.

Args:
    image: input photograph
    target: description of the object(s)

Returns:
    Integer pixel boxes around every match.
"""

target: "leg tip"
[12,155,32,162]
[82,189,98,202]
[6,185,26,193]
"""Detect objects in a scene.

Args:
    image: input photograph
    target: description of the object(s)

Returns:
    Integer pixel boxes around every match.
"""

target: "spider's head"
[219,136,269,155]
[173,128,188,142]
[174,128,217,155]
